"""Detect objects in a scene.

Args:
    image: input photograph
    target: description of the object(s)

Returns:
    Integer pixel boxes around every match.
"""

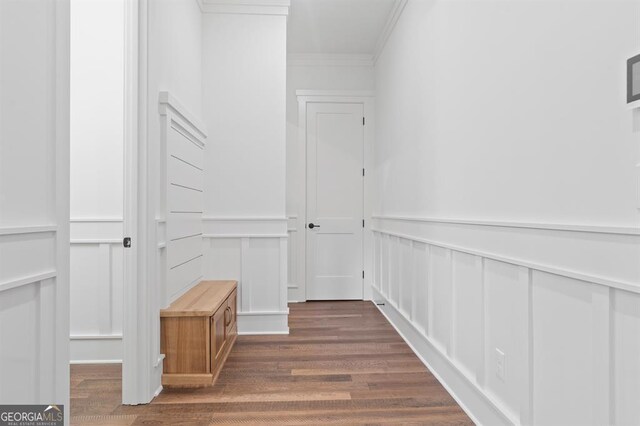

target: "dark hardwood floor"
[71,301,473,425]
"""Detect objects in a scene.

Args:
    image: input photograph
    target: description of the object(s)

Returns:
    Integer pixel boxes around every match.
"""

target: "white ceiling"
[287,0,397,55]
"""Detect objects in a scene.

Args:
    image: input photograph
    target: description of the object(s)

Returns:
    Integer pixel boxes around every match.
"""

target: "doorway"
[305,102,365,300]
[69,0,144,407]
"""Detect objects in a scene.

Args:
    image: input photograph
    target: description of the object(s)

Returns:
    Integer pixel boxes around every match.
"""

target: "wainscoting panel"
[612,289,640,425]
[430,246,453,355]
[287,216,299,298]
[203,217,288,334]
[70,219,124,363]
[531,271,594,426]
[451,251,482,382]
[160,92,207,306]
[398,237,413,319]
[0,277,58,402]
[371,215,640,425]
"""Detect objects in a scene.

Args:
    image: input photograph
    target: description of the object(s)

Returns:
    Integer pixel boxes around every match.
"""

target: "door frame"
[122,0,157,405]
[295,90,375,302]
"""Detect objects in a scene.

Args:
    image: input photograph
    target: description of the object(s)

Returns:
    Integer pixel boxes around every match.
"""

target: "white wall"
[375,0,640,225]
[0,0,70,410]
[286,60,375,302]
[373,1,640,425]
[202,9,289,333]
[69,0,125,363]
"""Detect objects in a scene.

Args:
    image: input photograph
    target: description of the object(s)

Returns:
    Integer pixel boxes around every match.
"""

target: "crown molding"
[287,53,374,68]
[197,0,290,16]
[373,0,408,64]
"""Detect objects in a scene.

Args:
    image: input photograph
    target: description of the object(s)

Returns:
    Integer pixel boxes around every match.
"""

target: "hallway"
[70,301,472,425]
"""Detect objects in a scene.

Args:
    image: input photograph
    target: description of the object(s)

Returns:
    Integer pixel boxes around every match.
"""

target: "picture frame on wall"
[628,53,640,104]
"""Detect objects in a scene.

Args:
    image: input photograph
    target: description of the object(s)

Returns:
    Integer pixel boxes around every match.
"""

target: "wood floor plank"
[71,301,473,425]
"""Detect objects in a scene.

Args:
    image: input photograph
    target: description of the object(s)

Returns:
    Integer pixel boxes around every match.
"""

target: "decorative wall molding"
[373,215,640,292]
[372,228,639,295]
[0,225,57,237]
[373,214,640,236]
[373,0,408,64]
[69,219,124,363]
[370,223,640,424]
[160,91,207,307]
[372,291,512,426]
[296,89,375,100]
[203,233,289,334]
[237,310,289,334]
[159,91,208,140]
[0,271,57,294]
[70,239,121,245]
[70,218,123,223]
[287,53,374,68]
[71,334,123,340]
[287,215,299,291]
[70,333,123,364]
[196,0,290,16]
[203,216,288,238]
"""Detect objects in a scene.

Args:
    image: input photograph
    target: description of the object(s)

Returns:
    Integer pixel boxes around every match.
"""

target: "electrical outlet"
[496,348,505,381]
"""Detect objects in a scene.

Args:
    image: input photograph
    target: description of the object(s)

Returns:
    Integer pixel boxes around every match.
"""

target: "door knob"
[308,223,320,229]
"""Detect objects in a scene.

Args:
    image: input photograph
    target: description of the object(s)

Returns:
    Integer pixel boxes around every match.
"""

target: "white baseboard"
[237,311,289,334]
[70,335,122,364]
[371,287,514,426]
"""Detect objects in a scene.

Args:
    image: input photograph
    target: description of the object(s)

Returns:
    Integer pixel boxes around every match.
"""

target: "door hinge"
[362,168,365,177]
[362,219,365,228]
[362,270,365,279]
[123,237,132,248]
[363,117,365,126]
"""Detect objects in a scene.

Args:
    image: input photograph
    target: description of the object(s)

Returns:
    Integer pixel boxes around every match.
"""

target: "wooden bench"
[160,280,237,387]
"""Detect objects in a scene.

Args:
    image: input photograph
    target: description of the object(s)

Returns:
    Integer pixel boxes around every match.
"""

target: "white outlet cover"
[496,348,505,381]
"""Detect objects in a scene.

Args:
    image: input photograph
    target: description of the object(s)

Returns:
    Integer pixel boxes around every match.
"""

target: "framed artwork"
[628,53,640,104]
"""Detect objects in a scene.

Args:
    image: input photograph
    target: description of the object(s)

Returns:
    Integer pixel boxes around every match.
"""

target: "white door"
[306,102,364,300]
[0,0,70,418]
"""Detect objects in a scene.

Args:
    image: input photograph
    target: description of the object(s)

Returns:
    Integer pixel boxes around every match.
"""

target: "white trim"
[70,239,122,245]
[70,334,123,340]
[54,0,72,414]
[153,385,163,398]
[238,331,290,335]
[296,90,375,99]
[373,214,640,236]
[0,271,58,293]
[70,360,123,365]
[0,225,57,236]
[636,162,640,209]
[237,311,289,334]
[373,0,408,64]
[372,293,514,426]
[122,0,157,406]
[237,310,289,316]
[154,354,166,369]
[203,216,287,221]
[203,216,288,237]
[158,91,208,140]
[372,228,640,295]
[70,217,123,223]
[197,0,290,16]
[203,234,287,239]
[287,53,374,68]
